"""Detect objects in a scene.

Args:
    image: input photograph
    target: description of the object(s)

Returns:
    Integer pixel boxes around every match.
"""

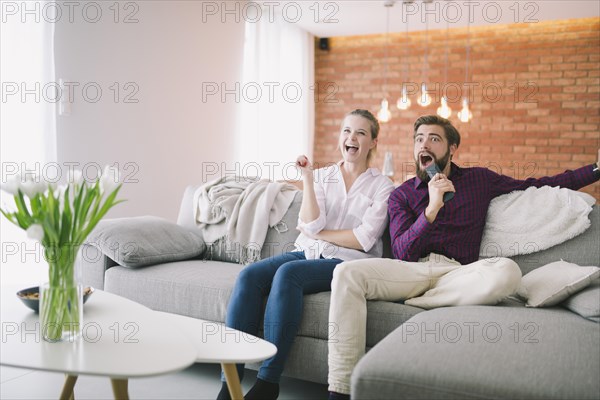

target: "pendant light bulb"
[417,83,432,107]
[457,98,473,123]
[397,86,412,110]
[377,98,392,123]
[437,96,452,118]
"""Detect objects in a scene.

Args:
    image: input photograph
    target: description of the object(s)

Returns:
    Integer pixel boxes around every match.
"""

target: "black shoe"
[328,391,350,400]
[216,382,232,400]
[244,378,280,400]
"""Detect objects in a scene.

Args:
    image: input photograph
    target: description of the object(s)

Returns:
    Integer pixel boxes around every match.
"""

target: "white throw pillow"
[479,186,595,258]
[517,260,600,307]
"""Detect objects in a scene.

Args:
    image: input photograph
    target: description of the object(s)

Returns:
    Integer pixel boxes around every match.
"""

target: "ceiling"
[261,0,600,37]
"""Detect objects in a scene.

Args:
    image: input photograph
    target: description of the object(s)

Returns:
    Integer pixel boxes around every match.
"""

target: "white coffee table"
[2,288,277,400]
[1,288,196,399]
[155,311,277,400]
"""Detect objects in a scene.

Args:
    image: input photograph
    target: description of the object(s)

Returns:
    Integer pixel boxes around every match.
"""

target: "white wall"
[54,1,245,221]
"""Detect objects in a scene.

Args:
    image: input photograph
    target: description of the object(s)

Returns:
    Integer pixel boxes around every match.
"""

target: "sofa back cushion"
[381,225,393,258]
[260,191,303,259]
[178,185,598,270]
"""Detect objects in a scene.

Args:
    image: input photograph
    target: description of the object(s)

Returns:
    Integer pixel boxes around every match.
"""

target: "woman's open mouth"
[345,144,359,154]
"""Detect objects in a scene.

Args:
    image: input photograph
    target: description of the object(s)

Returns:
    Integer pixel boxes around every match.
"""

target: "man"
[327,115,600,400]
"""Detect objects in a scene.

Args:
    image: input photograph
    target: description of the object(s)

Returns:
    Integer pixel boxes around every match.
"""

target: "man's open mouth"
[420,153,434,167]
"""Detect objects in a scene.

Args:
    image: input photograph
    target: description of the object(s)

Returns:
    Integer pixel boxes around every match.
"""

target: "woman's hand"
[296,155,313,178]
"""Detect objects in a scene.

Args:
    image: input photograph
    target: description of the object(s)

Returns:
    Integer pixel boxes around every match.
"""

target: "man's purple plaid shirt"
[389,163,599,265]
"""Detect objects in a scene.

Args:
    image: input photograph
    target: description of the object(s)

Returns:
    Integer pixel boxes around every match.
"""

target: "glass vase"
[40,244,83,342]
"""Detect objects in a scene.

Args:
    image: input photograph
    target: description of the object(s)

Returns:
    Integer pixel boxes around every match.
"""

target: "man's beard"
[416,149,451,182]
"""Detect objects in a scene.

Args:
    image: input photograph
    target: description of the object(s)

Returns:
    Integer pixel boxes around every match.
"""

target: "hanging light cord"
[403,16,409,85]
[384,5,390,97]
[444,20,449,88]
[464,11,471,95]
[422,17,428,84]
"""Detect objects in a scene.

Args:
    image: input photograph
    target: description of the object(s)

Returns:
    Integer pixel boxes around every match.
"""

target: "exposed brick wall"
[314,18,600,200]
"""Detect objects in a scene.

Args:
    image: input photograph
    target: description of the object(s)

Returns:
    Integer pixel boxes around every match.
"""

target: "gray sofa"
[82,185,600,399]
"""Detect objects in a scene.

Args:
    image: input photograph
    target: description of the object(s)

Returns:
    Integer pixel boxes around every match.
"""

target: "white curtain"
[1,3,57,166]
[1,1,57,284]
[237,15,315,181]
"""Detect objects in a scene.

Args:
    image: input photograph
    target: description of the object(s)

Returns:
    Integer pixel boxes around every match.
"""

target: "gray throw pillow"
[517,260,600,307]
[87,216,206,268]
[562,280,600,322]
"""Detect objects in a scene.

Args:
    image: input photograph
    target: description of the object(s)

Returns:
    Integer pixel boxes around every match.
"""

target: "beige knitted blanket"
[193,176,298,264]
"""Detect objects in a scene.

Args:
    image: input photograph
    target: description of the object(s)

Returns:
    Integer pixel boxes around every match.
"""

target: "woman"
[217,109,394,400]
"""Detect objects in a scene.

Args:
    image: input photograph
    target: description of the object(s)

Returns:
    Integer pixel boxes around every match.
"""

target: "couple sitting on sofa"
[217,110,600,400]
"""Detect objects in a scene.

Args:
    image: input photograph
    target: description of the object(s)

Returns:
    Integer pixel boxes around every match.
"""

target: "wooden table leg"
[110,378,129,400]
[221,363,243,400]
[60,375,78,400]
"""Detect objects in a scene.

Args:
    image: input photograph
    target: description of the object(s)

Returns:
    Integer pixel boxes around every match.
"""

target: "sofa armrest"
[177,185,201,229]
[80,243,118,290]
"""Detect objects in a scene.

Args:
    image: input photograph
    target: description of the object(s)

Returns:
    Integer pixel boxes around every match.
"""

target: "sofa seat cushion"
[104,260,424,345]
[299,293,424,345]
[352,305,600,400]
[104,260,244,322]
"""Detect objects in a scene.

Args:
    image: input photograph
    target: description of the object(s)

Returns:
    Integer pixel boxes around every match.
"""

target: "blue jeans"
[223,251,342,384]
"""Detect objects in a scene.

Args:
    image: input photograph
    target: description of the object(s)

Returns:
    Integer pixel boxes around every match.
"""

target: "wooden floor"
[0,363,328,400]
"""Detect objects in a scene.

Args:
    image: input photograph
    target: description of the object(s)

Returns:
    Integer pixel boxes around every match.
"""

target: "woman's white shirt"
[295,162,394,261]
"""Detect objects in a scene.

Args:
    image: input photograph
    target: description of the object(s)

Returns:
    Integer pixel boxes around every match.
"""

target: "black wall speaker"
[319,38,330,51]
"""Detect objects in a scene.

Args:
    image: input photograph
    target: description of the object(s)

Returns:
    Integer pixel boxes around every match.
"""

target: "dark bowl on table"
[16,286,95,313]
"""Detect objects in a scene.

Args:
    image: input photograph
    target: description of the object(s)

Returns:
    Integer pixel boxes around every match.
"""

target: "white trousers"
[327,254,522,394]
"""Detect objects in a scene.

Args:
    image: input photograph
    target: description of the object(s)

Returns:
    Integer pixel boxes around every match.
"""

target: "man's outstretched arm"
[490,148,600,198]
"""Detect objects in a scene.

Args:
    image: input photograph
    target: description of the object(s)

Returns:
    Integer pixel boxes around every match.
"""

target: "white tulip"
[99,166,120,195]
[67,169,84,186]
[26,224,45,242]
[0,174,21,195]
[20,175,47,198]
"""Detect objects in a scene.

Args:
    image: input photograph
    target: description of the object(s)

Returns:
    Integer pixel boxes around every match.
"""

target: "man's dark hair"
[413,115,461,148]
